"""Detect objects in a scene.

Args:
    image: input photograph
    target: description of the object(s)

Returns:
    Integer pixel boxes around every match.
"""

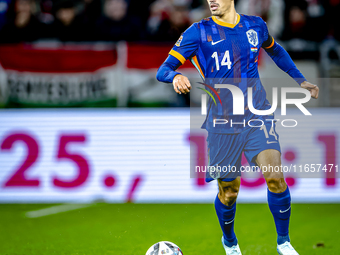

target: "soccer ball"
[146,241,183,255]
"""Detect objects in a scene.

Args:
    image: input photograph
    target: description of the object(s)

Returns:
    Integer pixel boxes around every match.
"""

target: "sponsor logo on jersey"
[246,29,259,47]
[175,35,183,47]
[211,39,225,45]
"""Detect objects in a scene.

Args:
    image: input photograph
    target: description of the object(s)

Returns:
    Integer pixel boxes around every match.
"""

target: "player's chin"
[210,9,219,15]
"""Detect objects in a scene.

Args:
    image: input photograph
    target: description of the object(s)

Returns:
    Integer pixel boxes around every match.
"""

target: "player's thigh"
[256,149,283,179]
[243,121,286,191]
[256,149,287,192]
[243,120,281,167]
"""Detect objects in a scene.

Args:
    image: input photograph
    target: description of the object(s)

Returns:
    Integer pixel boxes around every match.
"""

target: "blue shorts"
[206,120,281,182]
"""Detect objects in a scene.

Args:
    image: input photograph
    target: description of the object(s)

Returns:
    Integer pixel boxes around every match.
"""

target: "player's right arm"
[156,55,191,94]
[156,23,200,94]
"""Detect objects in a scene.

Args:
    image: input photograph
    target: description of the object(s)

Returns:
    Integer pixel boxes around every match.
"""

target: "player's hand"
[301,81,319,99]
[173,74,191,94]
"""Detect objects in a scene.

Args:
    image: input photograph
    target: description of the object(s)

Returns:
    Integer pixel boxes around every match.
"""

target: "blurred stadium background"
[0,0,339,254]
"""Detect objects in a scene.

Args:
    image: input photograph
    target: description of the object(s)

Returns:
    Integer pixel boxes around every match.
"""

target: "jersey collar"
[212,13,240,28]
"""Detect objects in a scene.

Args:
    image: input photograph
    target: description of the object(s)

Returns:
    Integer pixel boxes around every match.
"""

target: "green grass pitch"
[0,203,339,254]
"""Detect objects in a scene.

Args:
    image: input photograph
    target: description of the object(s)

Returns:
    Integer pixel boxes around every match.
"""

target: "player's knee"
[266,177,286,193]
[218,178,240,206]
[219,191,238,206]
[219,186,239,206]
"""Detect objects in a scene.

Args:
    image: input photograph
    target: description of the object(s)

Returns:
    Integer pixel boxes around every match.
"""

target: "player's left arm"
[261,22,319,99]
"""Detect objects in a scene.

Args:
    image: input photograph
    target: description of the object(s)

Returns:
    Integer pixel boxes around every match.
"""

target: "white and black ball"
[146,241,183,255]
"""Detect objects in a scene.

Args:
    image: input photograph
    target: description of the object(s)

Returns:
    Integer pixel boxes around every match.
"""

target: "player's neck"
[214,8,238,25]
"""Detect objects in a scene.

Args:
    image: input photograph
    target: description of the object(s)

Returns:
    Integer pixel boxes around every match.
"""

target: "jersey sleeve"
[258,17,275,50]
[169,23,200,65]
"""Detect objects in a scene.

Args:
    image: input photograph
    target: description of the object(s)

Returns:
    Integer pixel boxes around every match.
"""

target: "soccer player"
[156,0,319,254]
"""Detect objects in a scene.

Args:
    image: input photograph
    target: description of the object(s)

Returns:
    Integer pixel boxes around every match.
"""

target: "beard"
[210,9,223,16]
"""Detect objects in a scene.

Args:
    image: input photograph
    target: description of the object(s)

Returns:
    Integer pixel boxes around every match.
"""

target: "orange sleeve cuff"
[169,49,186,64]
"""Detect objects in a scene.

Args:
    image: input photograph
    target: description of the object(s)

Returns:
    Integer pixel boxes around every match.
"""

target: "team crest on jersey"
[246,29,258,47]
[175,35,183,47]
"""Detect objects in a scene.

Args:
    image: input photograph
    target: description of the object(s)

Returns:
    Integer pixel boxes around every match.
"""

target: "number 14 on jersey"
[212,50,232,71]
